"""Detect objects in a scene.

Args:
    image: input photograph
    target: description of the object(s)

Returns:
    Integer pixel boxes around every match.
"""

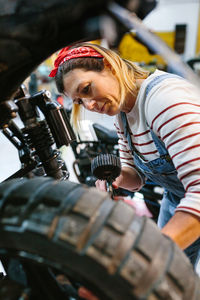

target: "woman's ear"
[103,58,116,75]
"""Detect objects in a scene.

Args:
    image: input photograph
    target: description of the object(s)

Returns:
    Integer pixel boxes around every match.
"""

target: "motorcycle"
[67,117,161,221]
[0,1,199,300]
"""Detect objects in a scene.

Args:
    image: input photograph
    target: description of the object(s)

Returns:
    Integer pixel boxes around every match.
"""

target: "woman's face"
[63,68,121,116]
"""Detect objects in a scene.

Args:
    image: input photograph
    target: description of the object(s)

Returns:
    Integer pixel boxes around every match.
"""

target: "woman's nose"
[83,99,98,111]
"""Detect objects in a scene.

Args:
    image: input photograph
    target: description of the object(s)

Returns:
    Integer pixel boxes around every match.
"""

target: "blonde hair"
[71,103,81,132]
[70,42,149,131]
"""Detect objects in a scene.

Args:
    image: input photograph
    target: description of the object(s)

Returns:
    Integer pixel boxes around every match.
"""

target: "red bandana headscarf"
[49,46,104,77]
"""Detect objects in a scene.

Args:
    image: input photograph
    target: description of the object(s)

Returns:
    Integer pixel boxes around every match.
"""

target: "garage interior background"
[0,0,200,182]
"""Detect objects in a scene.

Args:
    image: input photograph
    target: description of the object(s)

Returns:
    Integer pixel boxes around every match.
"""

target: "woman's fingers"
[95,179,107,191]
[78,287,99,300]
[112,181,119,189]
[95,179,119,192]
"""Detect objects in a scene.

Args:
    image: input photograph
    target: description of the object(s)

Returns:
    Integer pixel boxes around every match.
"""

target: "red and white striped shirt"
[115,70,200,217]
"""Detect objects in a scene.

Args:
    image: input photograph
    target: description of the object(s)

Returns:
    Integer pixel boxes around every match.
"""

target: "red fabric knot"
[49,46,103,77]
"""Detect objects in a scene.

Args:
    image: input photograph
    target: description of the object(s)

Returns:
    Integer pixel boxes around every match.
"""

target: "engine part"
[91,154,121,182]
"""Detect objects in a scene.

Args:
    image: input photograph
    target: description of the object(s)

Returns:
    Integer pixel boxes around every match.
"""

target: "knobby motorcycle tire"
[0,177,199,300]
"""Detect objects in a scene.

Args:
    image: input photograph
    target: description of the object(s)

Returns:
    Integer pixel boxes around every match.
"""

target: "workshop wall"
[144,0,200,61]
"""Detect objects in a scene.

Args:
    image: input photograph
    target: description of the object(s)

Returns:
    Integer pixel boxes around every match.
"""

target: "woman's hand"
[95,167,143,193]
[95,179,107,191]
[95,179,119,192]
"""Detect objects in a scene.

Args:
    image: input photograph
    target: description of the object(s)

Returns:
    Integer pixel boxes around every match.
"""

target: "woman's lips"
[100,102,106,113]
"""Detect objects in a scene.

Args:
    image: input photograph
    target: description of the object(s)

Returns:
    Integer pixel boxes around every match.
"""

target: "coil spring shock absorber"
[15,91,69,180]
[23,120,67,179]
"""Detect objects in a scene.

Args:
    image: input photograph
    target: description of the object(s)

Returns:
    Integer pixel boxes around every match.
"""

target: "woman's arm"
[114,167,144,191]
[146,80,200,249]
[161,211,200,250]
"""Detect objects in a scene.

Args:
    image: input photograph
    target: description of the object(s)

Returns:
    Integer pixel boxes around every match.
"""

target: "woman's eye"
[82,84,90,94]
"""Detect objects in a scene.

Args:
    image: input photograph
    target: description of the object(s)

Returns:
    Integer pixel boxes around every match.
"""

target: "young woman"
[49,42,200,268]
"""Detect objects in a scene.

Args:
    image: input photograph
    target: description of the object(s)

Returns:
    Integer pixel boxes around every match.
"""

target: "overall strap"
[120,73,183,160]
[149,128,170,160]
[145,73,182,98]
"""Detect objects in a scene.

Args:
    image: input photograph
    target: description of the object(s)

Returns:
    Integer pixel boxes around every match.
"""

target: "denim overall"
[120,73,200,267]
